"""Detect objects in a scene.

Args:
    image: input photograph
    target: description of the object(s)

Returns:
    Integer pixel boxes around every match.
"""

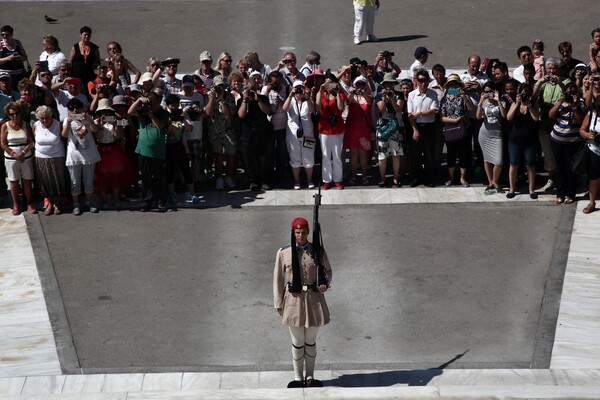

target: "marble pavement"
[1,186,599,399]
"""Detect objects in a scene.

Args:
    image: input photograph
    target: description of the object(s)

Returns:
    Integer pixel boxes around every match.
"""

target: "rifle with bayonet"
[313,184,329,288]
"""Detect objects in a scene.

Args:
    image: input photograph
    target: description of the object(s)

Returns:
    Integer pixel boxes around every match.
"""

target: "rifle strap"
[290,229,302,292]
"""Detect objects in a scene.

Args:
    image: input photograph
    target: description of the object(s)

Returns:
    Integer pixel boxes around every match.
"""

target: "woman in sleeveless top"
[1,102,36,215]
[69,26,100,96]
[33,105,69,215]
[506,83,540,199]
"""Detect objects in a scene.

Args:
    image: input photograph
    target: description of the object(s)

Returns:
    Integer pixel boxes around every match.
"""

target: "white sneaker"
[367,35,379,42]
[353,36,361,45]
[216,177,225,191]
[541,179,555,192]
[224,176,236,189]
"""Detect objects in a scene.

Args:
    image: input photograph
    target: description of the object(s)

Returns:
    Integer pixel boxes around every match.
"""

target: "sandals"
[565,197,574,204]
[583,202,596,214]
[11,206,21,216]
[556,197,564,204]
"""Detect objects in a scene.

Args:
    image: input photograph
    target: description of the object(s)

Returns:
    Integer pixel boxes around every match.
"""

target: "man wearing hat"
[194,51,218,89]
[273,217,332,388]
[409,47,432,81]
[160,57,182,96]
[204,74,238,190]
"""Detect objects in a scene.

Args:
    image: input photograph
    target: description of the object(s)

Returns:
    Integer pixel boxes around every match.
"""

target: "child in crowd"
[164,94,201,207]
[532,39,546,80]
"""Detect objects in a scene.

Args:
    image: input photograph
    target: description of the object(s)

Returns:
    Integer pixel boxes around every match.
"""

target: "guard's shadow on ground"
[324,350,468,387]
[374,34,428,43]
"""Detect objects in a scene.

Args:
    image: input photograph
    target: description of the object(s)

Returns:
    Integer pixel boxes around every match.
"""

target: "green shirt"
[135,108,170,160]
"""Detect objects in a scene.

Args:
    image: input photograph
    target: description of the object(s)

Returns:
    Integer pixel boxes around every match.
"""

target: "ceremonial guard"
[273,216,332,388]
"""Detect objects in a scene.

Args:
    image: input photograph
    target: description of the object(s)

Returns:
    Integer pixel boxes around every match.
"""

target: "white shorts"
[5,157,34,181]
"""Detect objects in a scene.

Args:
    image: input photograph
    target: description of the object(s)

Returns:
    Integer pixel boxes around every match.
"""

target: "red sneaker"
[334,182,344,190]
[322,182,332,190]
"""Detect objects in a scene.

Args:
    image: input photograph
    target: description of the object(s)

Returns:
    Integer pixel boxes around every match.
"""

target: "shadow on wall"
[324,350,469,387]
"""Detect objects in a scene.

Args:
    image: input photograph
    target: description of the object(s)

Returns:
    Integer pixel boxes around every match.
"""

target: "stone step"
[1,370,600,398]
[2,385,600,400]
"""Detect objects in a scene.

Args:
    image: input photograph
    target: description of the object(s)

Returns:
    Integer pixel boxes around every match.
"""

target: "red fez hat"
[291,217,309,230]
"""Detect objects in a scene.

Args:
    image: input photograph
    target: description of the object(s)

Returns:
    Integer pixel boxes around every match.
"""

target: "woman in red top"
[315,75,346,189]
[344,76,373,185]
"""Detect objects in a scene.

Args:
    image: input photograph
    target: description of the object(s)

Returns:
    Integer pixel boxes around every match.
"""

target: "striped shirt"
[550,102,582,143]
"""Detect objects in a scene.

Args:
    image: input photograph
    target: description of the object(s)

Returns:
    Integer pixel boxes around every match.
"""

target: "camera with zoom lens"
[520,94,529,103]
[247,90,256,98]
[563,93,573,103]
[294,87,303,94]
[382,51,395,58]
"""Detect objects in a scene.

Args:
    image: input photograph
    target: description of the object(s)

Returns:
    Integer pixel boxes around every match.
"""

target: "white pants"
[289,326,320,381]
[287,130,315,168]
[68,163,96,195]
[354,5,376,39]
[320,133,344,183]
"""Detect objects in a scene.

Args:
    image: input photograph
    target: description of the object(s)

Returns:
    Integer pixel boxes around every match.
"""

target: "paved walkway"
[0,188,599,398]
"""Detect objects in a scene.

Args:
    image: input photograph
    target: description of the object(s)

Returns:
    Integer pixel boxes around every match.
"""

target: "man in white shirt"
[512,46,534,83]
[408,47,432,81]
[407,70,439,187]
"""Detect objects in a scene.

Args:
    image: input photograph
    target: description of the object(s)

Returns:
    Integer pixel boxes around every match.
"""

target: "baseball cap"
[182,74,195,87]
[199,51,212,62]
[414,46,433,58]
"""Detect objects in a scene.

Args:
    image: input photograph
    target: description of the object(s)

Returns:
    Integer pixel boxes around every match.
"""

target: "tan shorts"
[5,157,34,181]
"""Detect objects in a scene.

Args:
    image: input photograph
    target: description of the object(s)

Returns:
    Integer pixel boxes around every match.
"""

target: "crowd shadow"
[324,350,469,387]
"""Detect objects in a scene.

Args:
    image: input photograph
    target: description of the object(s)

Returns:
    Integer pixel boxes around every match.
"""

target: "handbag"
[303,137,316,149]
[442,122,467,143]
[376,117,399,139]
[570,141,589,176]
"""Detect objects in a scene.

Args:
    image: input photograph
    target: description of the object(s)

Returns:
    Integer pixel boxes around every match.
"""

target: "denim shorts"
[508,141,536,167]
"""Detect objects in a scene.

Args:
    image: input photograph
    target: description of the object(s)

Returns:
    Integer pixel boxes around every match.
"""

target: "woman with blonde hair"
[105,41,141,83]
[216,52,233,78]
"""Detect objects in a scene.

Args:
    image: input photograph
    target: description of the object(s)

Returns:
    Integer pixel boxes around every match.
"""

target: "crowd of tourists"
[1,24,600,215]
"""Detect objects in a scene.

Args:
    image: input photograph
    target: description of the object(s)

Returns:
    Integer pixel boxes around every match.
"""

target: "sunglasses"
[40,73,52,78]
[417,79,428,83]
[150,64,160,67]
[166,64,177,68]
[8,112,19,117]
[222,59,232,63]
[107,47,118,51]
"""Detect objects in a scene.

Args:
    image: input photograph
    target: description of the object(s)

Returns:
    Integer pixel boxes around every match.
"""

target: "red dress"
[94,123,137,192]
[344,99,372,151]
